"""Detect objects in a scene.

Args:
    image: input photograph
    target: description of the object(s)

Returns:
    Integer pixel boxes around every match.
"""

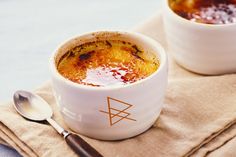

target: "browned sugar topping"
[170,0,236,24]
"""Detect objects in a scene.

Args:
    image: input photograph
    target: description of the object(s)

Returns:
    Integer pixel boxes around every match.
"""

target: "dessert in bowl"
[163,0,236,75]
[50,31,168,140]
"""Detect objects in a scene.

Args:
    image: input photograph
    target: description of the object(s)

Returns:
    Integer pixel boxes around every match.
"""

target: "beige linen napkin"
[1,12,236,157]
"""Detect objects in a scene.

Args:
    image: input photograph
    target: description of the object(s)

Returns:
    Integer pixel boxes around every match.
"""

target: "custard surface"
[57,40,159,87]
[170,0,236,24]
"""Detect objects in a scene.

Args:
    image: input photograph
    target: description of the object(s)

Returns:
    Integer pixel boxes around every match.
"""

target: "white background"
[0,0,161,103]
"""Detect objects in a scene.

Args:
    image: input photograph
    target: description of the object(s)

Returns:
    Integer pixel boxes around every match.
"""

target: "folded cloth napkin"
[1,12,236,157]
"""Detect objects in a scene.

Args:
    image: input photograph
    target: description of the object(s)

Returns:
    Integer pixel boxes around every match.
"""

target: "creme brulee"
[169,0,236,24]
[57,40,159,87]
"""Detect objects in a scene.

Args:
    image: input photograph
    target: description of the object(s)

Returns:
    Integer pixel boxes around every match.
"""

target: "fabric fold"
[0,122,37,157]
[0,12,236,157]
[190,121,236,157]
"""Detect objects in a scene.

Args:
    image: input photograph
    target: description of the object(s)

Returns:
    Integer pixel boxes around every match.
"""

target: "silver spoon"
[13,90,103,157]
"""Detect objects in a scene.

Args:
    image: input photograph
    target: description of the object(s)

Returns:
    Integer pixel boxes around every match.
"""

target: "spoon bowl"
[13,90,52,121]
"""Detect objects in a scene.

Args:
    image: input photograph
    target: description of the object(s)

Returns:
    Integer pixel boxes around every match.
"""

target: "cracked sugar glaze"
[169,0,236,24]
[57,40,159,87]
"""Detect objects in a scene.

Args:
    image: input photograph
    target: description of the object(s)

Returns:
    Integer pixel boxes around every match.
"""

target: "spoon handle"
[46,118,102,157]
[65,133,103,157]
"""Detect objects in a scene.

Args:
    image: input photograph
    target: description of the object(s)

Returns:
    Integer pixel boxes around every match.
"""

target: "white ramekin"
[50,31,168,140]
[163,0,236,75]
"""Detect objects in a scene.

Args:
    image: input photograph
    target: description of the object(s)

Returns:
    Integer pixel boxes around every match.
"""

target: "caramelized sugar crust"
[57,40,159,87]
[170,0,236,24]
